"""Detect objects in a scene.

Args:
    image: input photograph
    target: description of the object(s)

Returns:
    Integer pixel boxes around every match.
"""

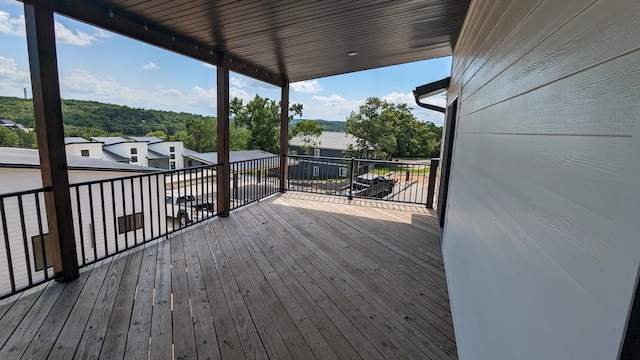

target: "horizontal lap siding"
[444,0,640,359]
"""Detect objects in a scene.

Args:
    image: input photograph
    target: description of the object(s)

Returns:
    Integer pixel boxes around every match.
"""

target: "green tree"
[291,119,323,155]
[16,129,37,148]
[145,130,168,140]
[345,97,397,158]
[230,95,303,154]
[0,127,21,147]
[346,97,442,159]
[183,117,216,152]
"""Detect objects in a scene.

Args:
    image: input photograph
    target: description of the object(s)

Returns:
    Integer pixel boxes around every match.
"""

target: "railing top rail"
[0,186,52,200]
[68,163,220,188]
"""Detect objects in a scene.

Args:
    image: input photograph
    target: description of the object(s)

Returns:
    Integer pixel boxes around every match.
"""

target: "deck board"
[0,193,457,359]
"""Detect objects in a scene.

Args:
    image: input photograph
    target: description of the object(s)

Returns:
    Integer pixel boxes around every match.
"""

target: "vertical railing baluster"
[130,177,137,246]
[17,194,33,287]
[100,182,109,255]
[139,176,146,241]
[111,180,119,253]
[75,186,86,266]
[88,184,98,261]
[34,192,48,281]
[121,179,129,248]
[0,198,15,293]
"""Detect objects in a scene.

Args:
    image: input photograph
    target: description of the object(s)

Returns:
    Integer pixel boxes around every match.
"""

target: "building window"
[32,233,52,271]
[170,162,176,170]
[313,148,320,157]
[187,160,193,167]
[170,154,175,159]
[131,156,138,163]
[131,148,137,154]
[169,146,175,152]
[81,149,90,157]
[118,212,144,234]
[313,166,319,177]
[339,167,347,177]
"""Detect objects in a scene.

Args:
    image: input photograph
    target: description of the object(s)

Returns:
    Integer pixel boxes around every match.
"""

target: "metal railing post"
[426,158,440,209]
[348,158,355,200]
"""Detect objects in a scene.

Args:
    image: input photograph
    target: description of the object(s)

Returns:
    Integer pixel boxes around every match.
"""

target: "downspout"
[412,77,450,114]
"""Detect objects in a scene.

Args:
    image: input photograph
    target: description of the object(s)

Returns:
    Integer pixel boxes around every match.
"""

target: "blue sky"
[0,0,450,125]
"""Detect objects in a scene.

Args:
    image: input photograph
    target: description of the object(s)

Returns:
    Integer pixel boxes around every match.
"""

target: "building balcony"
[0,192,455,359]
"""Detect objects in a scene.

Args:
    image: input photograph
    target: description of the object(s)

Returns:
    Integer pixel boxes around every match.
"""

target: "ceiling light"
[348,51,358,57]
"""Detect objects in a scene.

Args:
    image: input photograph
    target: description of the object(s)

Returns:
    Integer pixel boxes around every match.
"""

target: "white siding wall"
[65,143,103,159]
[104,143,149,166]
[443,0,640,359]
[150,141,184,169]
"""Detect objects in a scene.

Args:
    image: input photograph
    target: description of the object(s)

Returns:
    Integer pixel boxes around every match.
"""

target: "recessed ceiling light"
[348,51,358,57]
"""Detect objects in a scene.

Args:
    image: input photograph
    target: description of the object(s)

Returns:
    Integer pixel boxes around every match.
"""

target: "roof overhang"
[42,0,470,86]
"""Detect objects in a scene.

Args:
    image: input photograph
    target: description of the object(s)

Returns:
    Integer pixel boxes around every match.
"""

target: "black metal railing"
[0,158,287,299]
[0,187,54,298]
[287,155,435,205]
[71,165,217,268]
[230,155,281,210]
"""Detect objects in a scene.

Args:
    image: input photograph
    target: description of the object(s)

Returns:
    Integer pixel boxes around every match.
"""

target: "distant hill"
[0,96,347,138]
[291,118,346,132]
[0,96,210,138]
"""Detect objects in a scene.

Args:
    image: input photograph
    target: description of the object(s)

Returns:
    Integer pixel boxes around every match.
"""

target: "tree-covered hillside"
[291,119,346,132]
[0,96,210,138]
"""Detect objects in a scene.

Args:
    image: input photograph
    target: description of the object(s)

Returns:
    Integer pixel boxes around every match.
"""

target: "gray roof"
[129,136,164,144]
[91,137,132,146]
[0,147,159,172]
[64,137,91,144]
[184,149,296,173]
[148,149,169,159]
[0,119,14,125]
[184,149,279,165]
[290,131,357,151]
[102,149,132,163]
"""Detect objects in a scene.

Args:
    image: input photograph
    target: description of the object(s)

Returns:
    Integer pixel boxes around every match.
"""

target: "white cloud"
[202,63,216,69]
[312,94,346,102]
[301,93,363,120]
[159,88,182,97]
[0,11,110,46]
[230,76,246,88]
[230,87,252,102]
[0,56,31,97]
[291,80,322,93]
[382,91,415,104]
[0,11,23,36]
[54,20,111,46]
[142,62,159,71]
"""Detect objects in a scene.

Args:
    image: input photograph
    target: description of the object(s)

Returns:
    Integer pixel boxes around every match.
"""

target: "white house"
[130,136,184,170]
[64,137,104,160]
[91,137,149,167]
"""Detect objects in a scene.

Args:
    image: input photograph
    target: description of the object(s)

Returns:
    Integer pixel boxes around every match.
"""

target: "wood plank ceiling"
[50,0,470,86]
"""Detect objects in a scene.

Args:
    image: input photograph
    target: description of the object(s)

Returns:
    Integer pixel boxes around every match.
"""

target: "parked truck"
[166,194,214,227]
[340,174,396,198]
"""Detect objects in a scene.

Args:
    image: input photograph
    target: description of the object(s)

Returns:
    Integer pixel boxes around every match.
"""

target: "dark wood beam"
[48,0,284,87]
[279,81,290,192]
[24,0,79,281]
[216,61,230,217]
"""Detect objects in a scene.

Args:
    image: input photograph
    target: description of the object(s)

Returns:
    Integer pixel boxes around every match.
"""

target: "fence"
[287,155,436,205]
[0,157,281,299]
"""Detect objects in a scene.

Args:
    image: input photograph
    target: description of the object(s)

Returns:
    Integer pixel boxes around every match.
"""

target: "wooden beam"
[217,62,230,217]
[49,0,284,87]
[24,0,79,281]
[280,82,290,192]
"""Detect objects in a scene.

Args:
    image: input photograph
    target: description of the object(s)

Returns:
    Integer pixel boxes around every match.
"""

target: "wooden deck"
[0,192,456,360]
